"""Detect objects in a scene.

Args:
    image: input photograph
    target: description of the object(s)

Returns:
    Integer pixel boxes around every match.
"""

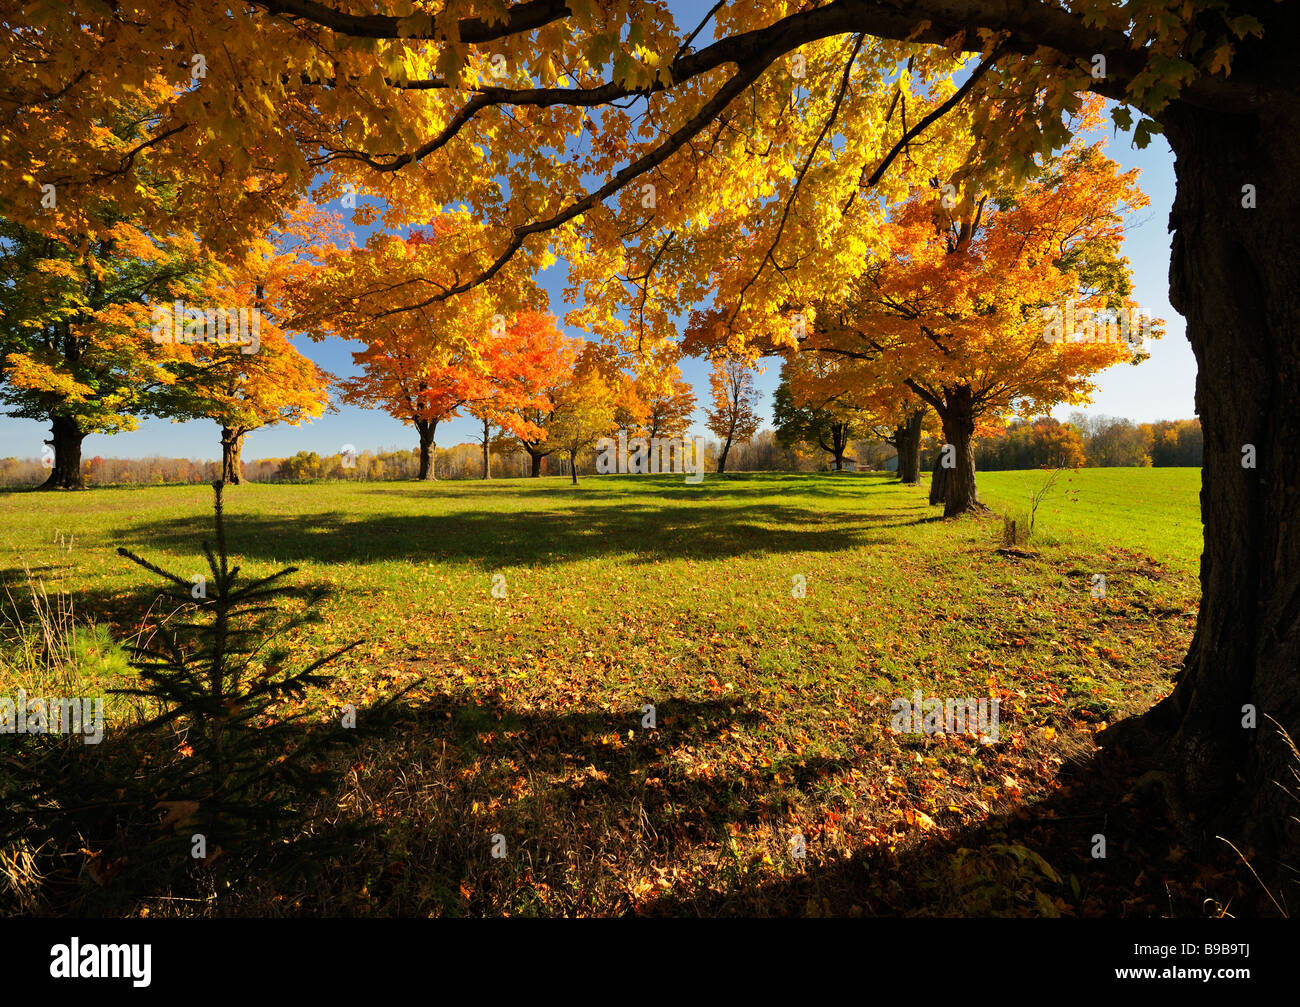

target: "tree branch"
[253,0,574,44]
[866,46,1001,188]
[401,59,774,307]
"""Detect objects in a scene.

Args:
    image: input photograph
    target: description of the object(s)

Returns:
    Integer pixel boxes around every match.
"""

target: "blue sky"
[0,13,1196,463]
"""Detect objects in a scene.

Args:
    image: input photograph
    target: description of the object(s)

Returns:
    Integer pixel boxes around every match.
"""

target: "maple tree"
[772,358,868,473]
[515,405,560,478]
[464,310,577,479]
[783,346,933,482]
[167,328,332,485]
[999,417,1087,470]
[160,204,341,483]
[801,141,1153,515]
[515,409,560,477]
[547,344,623,485]
[338,327,485,482]
[704,356,762,473]
[0,211,213,489]
[494,319,583,478]
[298,224,541,480]
[634,362,696,442]
[2,0,1297,859]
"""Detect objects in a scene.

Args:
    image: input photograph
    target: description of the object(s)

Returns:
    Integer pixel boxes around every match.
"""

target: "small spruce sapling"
[113,480,362,869]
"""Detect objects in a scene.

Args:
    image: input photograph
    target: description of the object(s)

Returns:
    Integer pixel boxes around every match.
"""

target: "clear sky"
[1,18,1196,463]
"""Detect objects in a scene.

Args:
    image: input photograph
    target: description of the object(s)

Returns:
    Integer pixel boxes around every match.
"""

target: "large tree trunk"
[480,417,491,479]
[717,435,733,473]
[1104,94,1300,869]
[41,414,84,490]
[528,448,545,477]
[895,407,924,484]
[416,420,437,481]
[569,449,578,485]
[220,427,245,485]
[937,389,982,517]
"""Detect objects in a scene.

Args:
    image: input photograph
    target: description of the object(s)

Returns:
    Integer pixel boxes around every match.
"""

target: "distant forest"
[0,414,1201,487]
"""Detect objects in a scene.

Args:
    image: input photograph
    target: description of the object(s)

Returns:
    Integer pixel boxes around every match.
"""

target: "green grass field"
[979,468,1202,575]
[0,468,1204,915]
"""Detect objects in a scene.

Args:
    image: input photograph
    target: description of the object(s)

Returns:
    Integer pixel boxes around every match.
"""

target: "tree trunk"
[937,389,982,516]
[41,414,84,490]
[1103,93,1300,869]
[220,427,245,485]
[480,417,491,479]
[416,421,437,481]
[569,449,578,485]
[928,454,946,506]
[891,424,908,478]
[717,436,732,473]
[829,422,848,471]
[896,407,924,484]
[528,448,545,478]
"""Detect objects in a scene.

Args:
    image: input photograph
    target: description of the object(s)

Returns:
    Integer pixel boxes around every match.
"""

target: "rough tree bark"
[220,427,246,485]
[1102,92,1300,866]
[415,419,437,481]
[41,415,85,490]
[894,407,924,484]
[524,445,551,477]
[934,387,982,516]
[891,422,910,482]
[928,454,947,506]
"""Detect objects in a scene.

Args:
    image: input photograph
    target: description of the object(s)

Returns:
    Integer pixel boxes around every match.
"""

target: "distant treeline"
[0,416,1201,487]
[0,443,538,487]
[0,433,798,486]
[968,414,1202,471]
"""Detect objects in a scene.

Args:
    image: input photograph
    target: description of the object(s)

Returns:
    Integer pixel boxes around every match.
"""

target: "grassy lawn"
[978,468,1203,576]
[0,469,1204,916]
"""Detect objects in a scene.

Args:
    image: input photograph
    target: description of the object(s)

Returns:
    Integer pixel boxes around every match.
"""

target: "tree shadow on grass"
[876,513,950,530]
[0,562,340,643]
[636,738,1270,918]
[107,502,902,569]
[0,685,844,916]
[374,471,920,503]
[4,673,1271,917]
